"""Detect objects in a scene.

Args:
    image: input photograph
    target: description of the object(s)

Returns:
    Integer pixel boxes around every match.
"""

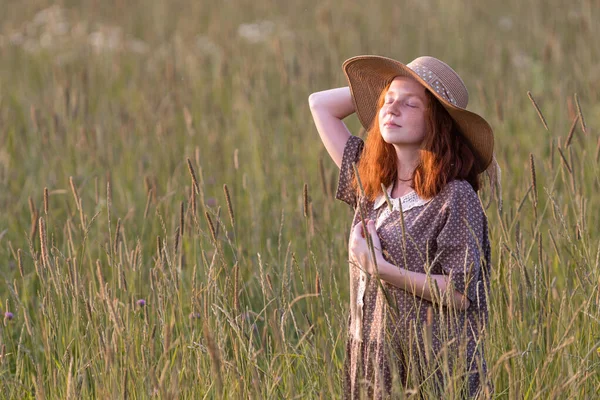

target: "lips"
[383,121,401,127]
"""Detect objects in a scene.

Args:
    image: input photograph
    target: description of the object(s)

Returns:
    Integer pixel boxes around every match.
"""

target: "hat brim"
[343,55,494,174]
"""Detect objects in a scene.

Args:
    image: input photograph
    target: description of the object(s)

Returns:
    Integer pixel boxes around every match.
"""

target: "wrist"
[375,253,386,266]
[375,254,390,277]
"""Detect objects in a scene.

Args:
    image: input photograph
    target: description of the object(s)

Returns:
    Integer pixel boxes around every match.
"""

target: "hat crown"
[407,56,469,109]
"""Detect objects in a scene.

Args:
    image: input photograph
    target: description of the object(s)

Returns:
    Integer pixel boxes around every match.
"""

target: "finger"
[357,221,365,238]
[351,222,363,241]
[367,220,382,247]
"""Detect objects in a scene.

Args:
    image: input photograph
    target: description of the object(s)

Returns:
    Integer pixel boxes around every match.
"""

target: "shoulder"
[436,180,484,221]
[439,179,480,205]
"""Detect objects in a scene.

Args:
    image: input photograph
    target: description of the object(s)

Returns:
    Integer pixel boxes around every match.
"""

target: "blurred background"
[0,0,599,398]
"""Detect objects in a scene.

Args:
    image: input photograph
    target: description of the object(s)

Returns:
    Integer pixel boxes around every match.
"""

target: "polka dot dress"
[337,136,492,399]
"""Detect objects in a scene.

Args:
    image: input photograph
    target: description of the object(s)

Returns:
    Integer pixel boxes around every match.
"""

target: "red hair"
[355,84,480,201]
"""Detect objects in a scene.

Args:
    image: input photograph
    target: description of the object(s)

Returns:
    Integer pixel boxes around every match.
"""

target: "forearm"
[308,87,355,119]
[308,87,355,168]
[375,255,471,310]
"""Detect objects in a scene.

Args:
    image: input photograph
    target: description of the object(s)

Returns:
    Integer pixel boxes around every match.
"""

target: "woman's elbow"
[308,92,322,110]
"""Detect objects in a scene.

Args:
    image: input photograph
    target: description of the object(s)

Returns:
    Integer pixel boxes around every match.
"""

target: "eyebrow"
[385,90,424,100]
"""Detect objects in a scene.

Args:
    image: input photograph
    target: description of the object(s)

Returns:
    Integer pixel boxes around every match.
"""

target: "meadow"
[0,0,599,398]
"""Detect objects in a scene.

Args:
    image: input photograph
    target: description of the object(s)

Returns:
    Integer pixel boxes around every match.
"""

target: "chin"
[380,130,400,144]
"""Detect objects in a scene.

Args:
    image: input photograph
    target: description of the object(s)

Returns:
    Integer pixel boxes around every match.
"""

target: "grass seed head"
[527,91,549,130]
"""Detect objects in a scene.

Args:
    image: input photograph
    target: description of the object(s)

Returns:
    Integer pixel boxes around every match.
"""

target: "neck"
[393,144,421,182]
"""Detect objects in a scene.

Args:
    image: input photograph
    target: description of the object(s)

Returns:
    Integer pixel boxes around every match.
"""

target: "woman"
[309,56,498,398]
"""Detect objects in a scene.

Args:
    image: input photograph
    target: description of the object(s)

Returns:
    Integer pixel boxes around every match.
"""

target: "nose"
[387,100,401,116]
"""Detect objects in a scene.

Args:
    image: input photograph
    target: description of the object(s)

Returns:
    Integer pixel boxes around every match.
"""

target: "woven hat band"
[409,63,456,105]
[407,57,469,109]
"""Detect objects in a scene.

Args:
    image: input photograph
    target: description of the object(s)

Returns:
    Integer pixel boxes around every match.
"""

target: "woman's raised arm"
[308,87,355,168]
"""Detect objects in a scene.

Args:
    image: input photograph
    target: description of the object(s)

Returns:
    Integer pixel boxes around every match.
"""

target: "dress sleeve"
[434,180,488,307]
[335,135,364,209]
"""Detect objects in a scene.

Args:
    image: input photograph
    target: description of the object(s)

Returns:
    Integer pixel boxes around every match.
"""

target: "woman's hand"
[349,219,383,275]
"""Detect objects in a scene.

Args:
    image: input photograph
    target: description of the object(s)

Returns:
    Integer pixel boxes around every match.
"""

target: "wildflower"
[189,312,201,320]
[4,312,14,321]
[205,197,217,208]
[136,299,146,307]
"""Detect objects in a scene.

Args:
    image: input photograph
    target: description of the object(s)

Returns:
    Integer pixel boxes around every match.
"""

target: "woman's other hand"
[349,219,383,274]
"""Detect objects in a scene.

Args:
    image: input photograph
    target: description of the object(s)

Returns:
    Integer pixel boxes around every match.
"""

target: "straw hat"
[343,55,494,174]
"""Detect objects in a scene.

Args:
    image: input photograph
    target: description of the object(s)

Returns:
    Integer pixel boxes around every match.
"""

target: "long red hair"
[355,84,480,201]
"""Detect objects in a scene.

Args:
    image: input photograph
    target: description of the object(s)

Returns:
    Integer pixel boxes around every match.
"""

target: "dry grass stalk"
[23,310,33,337]
[556,146,573,174]
[66,219,75,257]
[187,158,200,194]
[203,320,223,394]
[66,357,74,399]
[96,259,107,300]
[538,232,543,271]
[17,248,24,278]
[205,211,217,243]
[190,187,197,217]
[527,91,549,130]
[156,236,163,260]
[29,212,38,245]
[315,271,321,295]
[43,187,49,215]
[266,273,274,295]
[353,163,378,267]
[144,189,153,219]
[529,154,538,218]
[309,202,315,237]
[69,176,81,210]
[28,196,36,221]
[114,218,121,255]
[179,201,185,237]
[174,226,180,254]
[574,93,586,133]
[233,148,239,170]
[39,217,48,269]
[223,184,235,226]
[106,177,112,209]
[78,198,86,230]
[595,137,600,163]
[318,158,329,197]
[34,363,45,400]
[565,115,579,148]
[303,183,309,218]
[233,263,239,312]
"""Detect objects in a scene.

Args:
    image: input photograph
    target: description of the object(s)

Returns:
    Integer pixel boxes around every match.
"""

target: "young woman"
[309,56,498,398]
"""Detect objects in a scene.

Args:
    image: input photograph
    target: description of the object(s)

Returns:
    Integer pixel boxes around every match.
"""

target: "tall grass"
[0,0,599,397]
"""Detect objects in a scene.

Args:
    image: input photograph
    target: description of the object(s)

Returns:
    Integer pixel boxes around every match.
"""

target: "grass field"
[0,0,599,398]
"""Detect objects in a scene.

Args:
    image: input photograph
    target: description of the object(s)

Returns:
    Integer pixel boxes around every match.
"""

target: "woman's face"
[378,76,428,147]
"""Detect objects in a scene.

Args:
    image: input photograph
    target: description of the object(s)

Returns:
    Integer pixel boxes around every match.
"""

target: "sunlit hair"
[355,82,480,201]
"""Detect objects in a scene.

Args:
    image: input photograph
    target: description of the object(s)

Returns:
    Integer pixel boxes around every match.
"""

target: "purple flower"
[205,197,217,208]
[4,311,14,321]
[189,312,201,320]
[136,299,146,307]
